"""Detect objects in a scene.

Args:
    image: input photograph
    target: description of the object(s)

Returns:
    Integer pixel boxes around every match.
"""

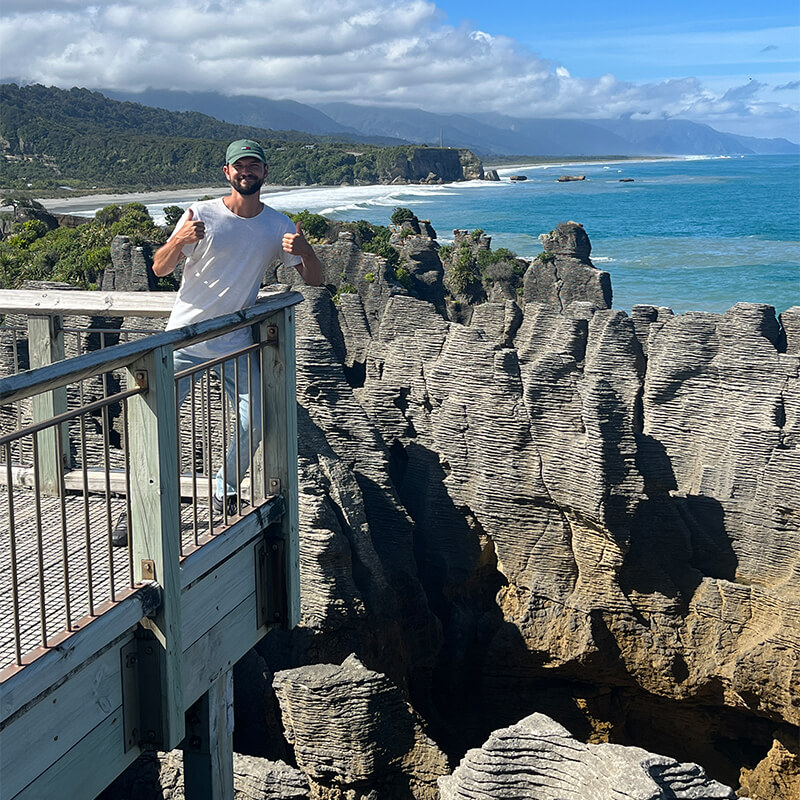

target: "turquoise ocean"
[47,154,800,315]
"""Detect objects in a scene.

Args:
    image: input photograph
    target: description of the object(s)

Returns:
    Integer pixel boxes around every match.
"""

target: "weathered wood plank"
[182,592,262,709]
[258,306,300,627]
[0,586,157,722]
[183,670,234,800]
[127,344,184,749]
[0,291,304,406]
[181,539,256,649]
[0,289,177,317]
[1,635,128,797]
[27,314,68,494]
[1,465,250,501]
[13,703,141,800]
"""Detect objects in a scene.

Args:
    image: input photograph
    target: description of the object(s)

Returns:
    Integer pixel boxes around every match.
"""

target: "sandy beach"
[34,184,300,217]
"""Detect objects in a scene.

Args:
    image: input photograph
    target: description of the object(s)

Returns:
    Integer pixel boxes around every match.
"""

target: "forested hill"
[0,84,474,191]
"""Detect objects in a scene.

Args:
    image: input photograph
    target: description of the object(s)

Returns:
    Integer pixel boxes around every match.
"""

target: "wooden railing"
[0,288,303,799]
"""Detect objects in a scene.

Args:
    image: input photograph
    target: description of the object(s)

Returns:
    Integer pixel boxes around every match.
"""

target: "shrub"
[163,205,185,227]
[395,266,414,290]
[332,283,357,304]
[289,209,329,241]
[390,207,416,225]
[364,272,375,283]
[470,228,484,242]
[437,244,453,261]
[483,260,515,282]
[537,251,556,263]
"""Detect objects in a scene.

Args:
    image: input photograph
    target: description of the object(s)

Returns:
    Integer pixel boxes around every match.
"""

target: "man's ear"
[223,163,231,181]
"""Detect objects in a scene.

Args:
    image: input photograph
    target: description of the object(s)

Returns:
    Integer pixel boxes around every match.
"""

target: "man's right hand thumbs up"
[178,207,205,245]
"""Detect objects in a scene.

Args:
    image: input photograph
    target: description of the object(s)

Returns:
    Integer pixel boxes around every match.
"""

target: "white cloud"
[1,0,797,140]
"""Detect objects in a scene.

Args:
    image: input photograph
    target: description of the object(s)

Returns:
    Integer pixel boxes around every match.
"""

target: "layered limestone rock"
[438,713,746,800]
[99,751,309,800]
[273,655,449,800]
[262,219,798,797]
[6,219,797,799]
[524,221,612,310]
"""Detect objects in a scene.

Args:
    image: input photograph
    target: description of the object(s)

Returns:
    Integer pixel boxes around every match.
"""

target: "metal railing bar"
[220,359,229,524]
[248,356,254,505]
[205,367,213,537]
[5,444,22,665]
[190,375,199,549]
[31,433,48,648]
[79,413,94,617]
[101,404,116,603]
[0,384,146,448]
[260,345,268,499]
[122,398,134,588]
[234,356,242,516]
[55,422,72,633]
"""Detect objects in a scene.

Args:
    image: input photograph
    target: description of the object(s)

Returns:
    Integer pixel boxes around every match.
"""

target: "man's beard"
[229,175,263,196]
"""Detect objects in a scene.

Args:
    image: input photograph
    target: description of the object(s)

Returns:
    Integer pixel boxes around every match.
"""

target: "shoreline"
[28,155,693,214]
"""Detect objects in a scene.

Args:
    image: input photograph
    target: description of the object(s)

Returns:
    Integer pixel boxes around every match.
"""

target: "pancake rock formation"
[439,712,746,800]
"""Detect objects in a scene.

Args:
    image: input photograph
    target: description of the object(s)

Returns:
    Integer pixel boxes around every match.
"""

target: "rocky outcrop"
[524,220,612,310]
[273,655,449,799]
[439,713,745,800]
[7,216,797,799]
[263,218,798,797]
[376,147,481,184]
[99,751,309,799]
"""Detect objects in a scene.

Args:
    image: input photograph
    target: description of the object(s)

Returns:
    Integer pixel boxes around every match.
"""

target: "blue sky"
[436,1,799,87]
[1,0,798,140]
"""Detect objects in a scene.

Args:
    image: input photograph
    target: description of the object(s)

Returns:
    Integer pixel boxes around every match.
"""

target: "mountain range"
[101,88,799,157]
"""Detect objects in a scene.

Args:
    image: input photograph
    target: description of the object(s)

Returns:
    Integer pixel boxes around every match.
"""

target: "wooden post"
[183,669,234,800]
[256,307,300,627]
[126,344,184,749]
[27,314,68,494]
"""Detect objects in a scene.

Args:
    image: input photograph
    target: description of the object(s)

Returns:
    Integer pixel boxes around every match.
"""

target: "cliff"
[65,217,800,799]
[263,219,799,799]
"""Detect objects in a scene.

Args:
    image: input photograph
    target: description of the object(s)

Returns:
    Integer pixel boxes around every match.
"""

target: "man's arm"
[282,222,324,286]
[153,209,206,277]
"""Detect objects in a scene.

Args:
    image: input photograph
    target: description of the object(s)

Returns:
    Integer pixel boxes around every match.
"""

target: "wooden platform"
[0,484,251,672]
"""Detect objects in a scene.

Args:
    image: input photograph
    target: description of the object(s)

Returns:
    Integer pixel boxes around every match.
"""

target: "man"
[113,139,323,545]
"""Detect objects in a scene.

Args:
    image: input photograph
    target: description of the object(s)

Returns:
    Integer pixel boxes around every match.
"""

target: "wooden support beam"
[183,670,234,800]
[126,344,184,749]
[256,306,300,628]
[27,315,68,495]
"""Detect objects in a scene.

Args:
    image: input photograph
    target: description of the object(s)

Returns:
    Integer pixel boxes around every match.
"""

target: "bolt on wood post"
[255,308,300,628]
[126,343,184,749]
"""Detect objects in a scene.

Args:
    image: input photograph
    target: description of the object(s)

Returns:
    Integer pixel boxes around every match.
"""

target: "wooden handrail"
[0,290,304,406]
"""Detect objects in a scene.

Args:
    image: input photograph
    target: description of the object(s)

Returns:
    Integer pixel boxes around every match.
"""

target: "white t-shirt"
[165,198,302,357]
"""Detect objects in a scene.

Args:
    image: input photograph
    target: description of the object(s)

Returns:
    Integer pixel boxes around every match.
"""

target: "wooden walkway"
[1,484,227,672]
[0,288,303,799]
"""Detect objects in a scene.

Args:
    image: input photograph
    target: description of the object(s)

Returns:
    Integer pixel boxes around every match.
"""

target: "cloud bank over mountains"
[1,0,797,141]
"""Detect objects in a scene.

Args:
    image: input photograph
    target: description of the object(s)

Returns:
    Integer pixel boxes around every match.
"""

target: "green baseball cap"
[225,139,266,165]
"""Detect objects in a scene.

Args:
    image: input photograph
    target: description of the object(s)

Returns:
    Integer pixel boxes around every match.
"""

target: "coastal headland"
[3,202,795,799]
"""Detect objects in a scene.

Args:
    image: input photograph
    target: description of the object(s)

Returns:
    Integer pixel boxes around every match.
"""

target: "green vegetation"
[287,209,329,241]
[0,200,167,289]
[332,283,357,304]
[537,251,556,263]
[0,85,481,193]
[394,267,414,290]
[390,207,416,225]
[163,205,185,226]
[364,272,375,283]
[448,242,482,293]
